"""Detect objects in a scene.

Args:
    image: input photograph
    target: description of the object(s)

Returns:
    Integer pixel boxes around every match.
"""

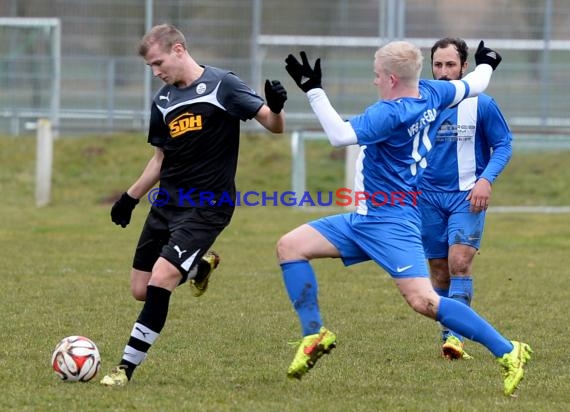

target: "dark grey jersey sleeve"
[217,72,264,121]
[147,103,169,147]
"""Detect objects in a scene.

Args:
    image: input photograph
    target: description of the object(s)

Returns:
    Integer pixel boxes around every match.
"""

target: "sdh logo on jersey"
[168,112,203,137]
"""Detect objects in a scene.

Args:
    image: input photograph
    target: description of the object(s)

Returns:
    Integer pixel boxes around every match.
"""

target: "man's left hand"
[467,178,492,212]
[264,79,287,113]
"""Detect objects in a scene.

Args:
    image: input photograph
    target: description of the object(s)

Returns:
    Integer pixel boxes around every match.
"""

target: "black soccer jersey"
[148,66,264,209]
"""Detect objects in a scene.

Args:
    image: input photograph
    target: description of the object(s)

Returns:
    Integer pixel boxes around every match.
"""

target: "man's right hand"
[285,51,322,92]
[475,41,502,71]
[111,192,139,228]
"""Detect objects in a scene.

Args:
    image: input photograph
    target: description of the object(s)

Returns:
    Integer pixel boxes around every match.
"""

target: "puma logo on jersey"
[174,245,187,258]
[159,92,170,102]
[168,112,203,137]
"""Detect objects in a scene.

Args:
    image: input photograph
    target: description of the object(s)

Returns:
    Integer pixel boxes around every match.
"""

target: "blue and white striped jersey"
[419,94,512,192]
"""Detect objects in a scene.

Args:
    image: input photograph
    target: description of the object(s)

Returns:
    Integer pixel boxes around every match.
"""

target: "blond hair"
[374,41,423,87]
[138,24,187,57]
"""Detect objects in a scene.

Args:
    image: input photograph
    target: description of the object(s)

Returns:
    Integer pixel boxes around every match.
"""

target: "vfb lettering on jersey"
[168,112,203,137]
[407,108,437,137]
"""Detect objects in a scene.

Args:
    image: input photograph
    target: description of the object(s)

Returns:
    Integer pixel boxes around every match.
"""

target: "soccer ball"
[51,336,101,382]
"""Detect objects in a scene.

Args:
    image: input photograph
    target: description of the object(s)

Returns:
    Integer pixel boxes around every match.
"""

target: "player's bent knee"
[276,233,297,261]
[130,268,151,301]
[131,286,147,301]
[449,260,472,276]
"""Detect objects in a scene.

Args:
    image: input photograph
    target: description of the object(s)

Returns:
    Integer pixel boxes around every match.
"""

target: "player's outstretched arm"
[451,41,503,101]
[285,51,357,147]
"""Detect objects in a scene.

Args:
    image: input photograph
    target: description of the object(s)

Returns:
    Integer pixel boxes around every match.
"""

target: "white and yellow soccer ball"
[51,336,101,382]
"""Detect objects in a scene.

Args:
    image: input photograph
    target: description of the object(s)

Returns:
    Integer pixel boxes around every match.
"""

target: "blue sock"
[446,276,474,341]
[449,275,473,306]
[436,297,513,357]
[433,287,451,340]
[433,287,449,298]
[281,260,322,336]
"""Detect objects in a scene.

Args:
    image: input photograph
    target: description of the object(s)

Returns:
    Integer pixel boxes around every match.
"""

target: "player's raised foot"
[287,327,337,380]
[100,365,129,387]
[497,341,533,396]
[190,251,220,297]
[442,335,473,360]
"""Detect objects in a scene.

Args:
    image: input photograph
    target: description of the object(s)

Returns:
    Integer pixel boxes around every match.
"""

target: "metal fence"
[0,0,569,142]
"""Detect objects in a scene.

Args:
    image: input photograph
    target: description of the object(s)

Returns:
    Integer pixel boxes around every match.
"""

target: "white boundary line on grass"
[489,206,570,214]
[295,206,570,213]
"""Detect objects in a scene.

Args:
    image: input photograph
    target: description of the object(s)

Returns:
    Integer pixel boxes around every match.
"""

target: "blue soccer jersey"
[349,79,468,222]
[419,94,513,192]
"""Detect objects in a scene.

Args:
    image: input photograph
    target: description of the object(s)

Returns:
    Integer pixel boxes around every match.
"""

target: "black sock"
[118,285,172,380]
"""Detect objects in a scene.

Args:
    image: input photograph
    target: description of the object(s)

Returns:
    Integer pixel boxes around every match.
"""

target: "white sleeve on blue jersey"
[451,64,493,106]
[306,88,358,147]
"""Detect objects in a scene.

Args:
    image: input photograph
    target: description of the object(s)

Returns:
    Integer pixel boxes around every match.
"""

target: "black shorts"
[133,206,232,281]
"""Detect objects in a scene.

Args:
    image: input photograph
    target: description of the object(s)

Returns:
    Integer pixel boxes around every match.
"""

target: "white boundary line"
[489,206,570,214]
[292,206,570,214]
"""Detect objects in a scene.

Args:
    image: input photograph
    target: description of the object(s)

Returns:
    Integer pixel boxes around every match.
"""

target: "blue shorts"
[418,191,486,259]
[309,213,428,278]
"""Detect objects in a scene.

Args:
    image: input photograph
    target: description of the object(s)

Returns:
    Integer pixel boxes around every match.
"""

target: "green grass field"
[1,133,569,411]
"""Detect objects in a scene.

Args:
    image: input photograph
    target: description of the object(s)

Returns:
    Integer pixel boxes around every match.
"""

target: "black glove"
[285,51,322,92]
[264,79,287,113]
[474,40,502,71]
[111,192,139,228]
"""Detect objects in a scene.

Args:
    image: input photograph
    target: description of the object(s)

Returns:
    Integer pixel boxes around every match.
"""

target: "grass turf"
[0,132,569,411]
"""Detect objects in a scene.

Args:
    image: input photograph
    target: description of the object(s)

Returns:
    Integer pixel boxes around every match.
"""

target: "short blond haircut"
[138,24,187,57]
[375,41,423,87]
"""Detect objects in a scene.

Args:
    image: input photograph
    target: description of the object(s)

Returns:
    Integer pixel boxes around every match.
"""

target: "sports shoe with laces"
[100,365,129,386]
[189,251,220,297]
[442,335,473,360]
[287,326,337,379]
[497,341,532,396]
